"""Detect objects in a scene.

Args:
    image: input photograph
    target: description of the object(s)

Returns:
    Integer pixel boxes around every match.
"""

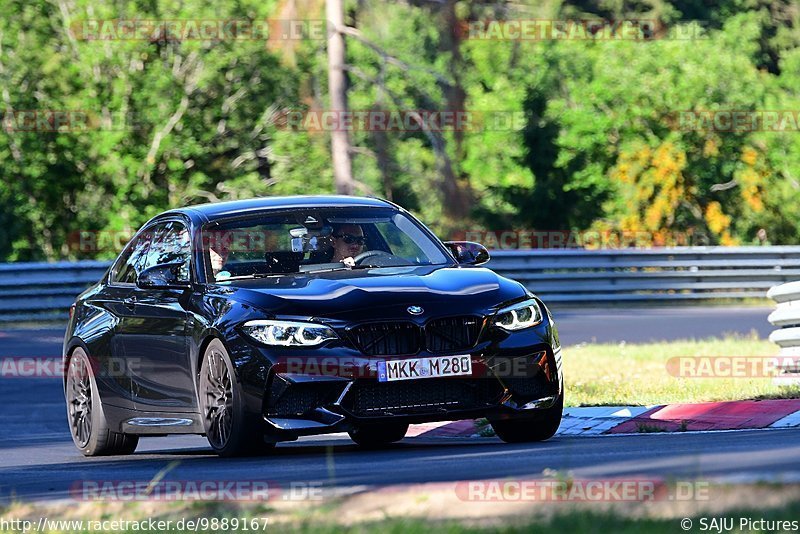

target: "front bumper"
[227,308,562,442]
[260,344,563,442]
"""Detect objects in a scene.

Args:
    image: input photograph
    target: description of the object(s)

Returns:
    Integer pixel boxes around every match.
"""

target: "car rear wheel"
[490,391,563,443]
[65,347,139,456]
[348,422,409,447]
[199,339,274,457]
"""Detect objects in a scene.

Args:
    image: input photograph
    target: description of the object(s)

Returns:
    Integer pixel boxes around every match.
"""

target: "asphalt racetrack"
[0,305,792,505]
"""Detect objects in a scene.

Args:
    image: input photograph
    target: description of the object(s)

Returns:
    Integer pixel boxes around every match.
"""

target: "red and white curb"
[558,406,654,435]
[406,399,800,438]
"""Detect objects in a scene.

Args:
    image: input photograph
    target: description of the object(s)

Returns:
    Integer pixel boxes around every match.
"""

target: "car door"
[82,233,153,410]
[116,220,197,413]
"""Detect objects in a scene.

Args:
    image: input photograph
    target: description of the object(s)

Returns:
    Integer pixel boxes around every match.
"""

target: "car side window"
[110,232,153,284]
[140,222,192,282]
[110,221,190,284]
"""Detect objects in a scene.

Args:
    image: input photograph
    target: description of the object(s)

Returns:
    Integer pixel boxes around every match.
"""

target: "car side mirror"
[444,241,490,266]
[136,261,191,290]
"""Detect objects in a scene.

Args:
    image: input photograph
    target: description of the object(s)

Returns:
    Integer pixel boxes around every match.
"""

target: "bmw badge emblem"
[407,305,424,315]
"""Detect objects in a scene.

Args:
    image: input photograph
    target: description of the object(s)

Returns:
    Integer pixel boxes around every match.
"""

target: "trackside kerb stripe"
[409,400,800,437]
[605,399,800,433]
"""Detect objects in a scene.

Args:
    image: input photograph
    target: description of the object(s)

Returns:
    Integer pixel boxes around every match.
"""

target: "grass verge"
[563,334,800,407]
[2,484,799,533]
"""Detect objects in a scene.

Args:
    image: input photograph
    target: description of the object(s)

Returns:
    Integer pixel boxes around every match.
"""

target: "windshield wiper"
[301,266,352,274]
[350,263,414,270]
[303,262,414,274]
[215,273,279,281]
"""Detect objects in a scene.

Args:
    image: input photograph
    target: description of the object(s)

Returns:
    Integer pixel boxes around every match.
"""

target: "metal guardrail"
[767,280,800,383]
[2,246,800,323]
[487,246,800,303]
[0,261,111,323]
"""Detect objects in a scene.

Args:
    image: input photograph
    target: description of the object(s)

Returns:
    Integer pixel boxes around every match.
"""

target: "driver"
[331,224,366,263]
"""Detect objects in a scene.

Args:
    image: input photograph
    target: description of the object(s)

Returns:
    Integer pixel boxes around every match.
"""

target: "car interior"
[205,213,420,280]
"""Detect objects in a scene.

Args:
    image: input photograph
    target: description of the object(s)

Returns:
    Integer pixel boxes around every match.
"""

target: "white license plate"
[377,355,472,382]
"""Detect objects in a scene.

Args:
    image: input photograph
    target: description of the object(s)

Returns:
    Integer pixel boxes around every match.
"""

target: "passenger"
[208,236,231,279]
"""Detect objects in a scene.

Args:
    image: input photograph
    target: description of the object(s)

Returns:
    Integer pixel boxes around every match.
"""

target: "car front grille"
[349,316,483,356]
[349,322,421,356]
[425,316,483,352]
[345,377,503,417]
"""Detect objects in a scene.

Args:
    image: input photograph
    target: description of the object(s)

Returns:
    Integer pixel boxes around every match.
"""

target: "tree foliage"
[1,0,800,260]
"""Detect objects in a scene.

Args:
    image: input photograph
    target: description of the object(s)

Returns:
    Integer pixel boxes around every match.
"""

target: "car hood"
[208,265,527,321]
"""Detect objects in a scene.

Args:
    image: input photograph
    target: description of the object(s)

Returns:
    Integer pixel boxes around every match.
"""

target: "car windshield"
[201,207,452,282]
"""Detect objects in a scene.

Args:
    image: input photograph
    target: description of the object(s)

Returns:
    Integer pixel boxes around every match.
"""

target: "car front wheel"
[490,391,563,443]
[199,338,274,457]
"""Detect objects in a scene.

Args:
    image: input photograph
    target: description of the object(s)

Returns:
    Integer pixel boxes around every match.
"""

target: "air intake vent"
[346,378,503,416]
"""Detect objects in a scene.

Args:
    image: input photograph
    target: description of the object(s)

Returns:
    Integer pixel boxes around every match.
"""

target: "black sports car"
[63,196,563,456]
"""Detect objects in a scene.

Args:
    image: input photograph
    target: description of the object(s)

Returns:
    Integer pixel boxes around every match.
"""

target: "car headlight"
[241,320,338,347]
[494,298,543,331]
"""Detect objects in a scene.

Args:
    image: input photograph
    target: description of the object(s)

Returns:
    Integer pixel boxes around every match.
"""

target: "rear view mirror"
[290,226,333,253]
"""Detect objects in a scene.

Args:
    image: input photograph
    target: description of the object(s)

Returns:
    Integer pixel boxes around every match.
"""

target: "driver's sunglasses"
[334,233,366,245]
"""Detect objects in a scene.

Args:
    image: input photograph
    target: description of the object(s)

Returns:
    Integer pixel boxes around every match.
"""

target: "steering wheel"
[353,250,396,266]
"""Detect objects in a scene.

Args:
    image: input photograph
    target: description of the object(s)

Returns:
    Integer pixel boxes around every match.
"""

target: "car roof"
[162,195,396,223]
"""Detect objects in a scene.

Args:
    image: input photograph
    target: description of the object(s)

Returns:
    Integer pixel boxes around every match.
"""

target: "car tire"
[65,347,139,456]
[490,391,563,443]
[348,422,409,448]
[199,339,274,457]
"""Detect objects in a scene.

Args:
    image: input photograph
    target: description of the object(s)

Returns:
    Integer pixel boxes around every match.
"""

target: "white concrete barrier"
[767,281,800,384]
